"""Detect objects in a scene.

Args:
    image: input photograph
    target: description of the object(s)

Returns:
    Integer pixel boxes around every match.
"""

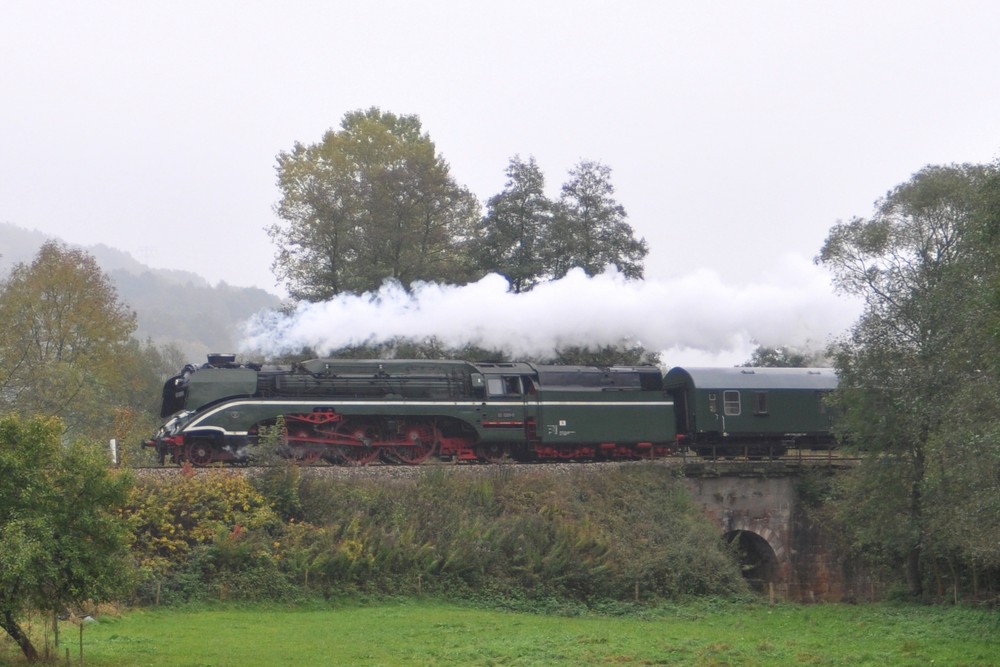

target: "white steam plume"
[239,257,861,365]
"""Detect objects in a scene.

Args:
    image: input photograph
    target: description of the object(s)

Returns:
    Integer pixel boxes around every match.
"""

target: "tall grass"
[283,464,748,605]
[126,463,748,607]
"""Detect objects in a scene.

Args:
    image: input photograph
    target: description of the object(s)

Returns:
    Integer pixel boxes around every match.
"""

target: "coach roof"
[663,367,838,391]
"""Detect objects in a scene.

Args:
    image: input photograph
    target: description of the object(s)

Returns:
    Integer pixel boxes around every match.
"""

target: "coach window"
[724,390,741,416]
[753,391,768,415]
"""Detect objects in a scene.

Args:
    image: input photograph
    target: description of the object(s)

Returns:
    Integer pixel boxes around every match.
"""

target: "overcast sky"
[3,1,999,364]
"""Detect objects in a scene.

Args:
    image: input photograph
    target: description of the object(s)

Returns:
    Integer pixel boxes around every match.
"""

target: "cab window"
[487,376,523,397]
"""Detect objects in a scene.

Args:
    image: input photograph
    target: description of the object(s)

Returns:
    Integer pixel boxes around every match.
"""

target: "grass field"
[7,599,998,666]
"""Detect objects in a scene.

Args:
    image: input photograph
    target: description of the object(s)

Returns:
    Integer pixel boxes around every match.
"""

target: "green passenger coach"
[663,366,838,458]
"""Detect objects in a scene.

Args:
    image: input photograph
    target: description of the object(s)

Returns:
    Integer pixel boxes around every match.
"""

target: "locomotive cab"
[159,355,258,418]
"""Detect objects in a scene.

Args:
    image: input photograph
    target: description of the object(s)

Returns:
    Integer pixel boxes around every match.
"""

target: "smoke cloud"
[239,256,861,366]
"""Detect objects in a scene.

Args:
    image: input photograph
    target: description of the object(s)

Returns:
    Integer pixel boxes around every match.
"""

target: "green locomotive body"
[146,355,676,466]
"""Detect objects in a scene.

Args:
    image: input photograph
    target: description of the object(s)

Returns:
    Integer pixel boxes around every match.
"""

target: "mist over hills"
[0,222,282,362]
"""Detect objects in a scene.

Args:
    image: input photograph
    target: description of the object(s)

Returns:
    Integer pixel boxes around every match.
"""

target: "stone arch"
[725,529,780,592]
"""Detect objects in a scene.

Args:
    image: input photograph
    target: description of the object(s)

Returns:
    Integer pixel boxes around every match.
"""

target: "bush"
[127,463,748,608]
[287,464,747,605]
[125,466,280,603]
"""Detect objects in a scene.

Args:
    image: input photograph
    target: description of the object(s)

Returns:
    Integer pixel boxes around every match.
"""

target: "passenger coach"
[664,366,838,458]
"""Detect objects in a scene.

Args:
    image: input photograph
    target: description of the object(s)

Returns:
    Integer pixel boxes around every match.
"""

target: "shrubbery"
[124,464,747,607]
[125,464,283,603]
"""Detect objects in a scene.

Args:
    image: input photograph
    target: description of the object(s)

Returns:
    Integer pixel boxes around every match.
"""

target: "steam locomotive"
[144,354,837,466]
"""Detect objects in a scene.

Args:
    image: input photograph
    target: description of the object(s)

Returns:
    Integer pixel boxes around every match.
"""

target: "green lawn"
[15,600,1000,666]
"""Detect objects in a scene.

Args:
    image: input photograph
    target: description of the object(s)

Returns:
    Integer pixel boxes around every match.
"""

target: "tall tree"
[546,160,648,280]
[474,155,552,293]
[917,167,1000,589]
[0,242,142,442]
[0,415,132,662]
[270,108,481,300]
[817,163,998,597]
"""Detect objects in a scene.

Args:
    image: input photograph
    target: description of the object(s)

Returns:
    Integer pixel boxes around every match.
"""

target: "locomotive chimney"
[206,353,237,366]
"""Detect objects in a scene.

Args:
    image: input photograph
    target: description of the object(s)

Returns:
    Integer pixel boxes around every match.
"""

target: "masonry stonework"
[682,467,860,601]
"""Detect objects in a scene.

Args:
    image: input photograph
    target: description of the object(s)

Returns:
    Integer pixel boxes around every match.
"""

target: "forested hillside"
[0,222,281,361]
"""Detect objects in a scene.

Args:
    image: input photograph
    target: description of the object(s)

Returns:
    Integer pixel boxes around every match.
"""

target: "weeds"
[125,464,748,608]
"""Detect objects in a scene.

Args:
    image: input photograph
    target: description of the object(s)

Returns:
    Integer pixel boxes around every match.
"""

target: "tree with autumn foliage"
[270,107,481,300]
[0,241,161,443]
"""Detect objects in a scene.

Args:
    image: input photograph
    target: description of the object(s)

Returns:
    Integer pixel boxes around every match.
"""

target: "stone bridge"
[681,460,861,602]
